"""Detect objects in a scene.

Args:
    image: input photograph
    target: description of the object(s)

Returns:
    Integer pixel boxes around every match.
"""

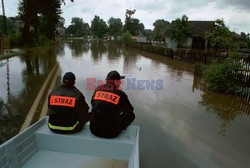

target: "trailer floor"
[22,149,128,168]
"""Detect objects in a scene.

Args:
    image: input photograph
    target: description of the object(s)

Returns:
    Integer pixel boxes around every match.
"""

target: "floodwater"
[0,41,250,168]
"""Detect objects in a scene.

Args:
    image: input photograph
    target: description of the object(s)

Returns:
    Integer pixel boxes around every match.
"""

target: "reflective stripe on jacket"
[48,121,79,131]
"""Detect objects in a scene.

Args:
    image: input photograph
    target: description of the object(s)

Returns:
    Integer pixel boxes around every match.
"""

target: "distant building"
[14,19,24,34]
[165,21,215,50]
[56,22,65,37]
[239,48,250,54]
[132,35,147,43]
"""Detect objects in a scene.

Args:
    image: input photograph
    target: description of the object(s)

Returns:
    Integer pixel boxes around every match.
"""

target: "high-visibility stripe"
[48,121,79,131]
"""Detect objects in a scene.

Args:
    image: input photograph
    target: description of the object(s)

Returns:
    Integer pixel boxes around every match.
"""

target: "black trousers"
[49,113,91,134]
[89,124,121,138]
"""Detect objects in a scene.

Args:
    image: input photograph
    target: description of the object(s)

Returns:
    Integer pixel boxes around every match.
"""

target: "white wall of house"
[15,20,24,34]
[137,36,147,43]
[165,37,193,49]
[165,37,177,50]
[56,27,65,36]
[182,38,193,48]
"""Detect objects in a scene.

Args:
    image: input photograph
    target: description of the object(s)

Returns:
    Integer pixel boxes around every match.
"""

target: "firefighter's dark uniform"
[48,73,89,134]
[90,82,135,138]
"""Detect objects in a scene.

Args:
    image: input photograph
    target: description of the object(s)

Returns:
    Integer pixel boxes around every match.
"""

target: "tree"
[91,15,108,39]
[66,17,90,37]
[247,33,250,48]
[240,32,247,40]
[204,52,243,94]
[82,23,90,37]
[18,0,39,45]
[0,16,16,36]
[40,0,62,40]
[205,19,233,50]
[144,29,153,41]
[122,31,132,45]
[123,9,144,36]
[153,19,170,42]
[169,15,190,46]
[18,0,72,45]
[107,17,123,40]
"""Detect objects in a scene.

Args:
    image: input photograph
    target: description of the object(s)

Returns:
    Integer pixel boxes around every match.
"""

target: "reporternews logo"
[86,78,163,90]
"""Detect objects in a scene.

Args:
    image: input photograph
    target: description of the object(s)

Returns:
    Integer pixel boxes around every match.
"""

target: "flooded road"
[0,41,250,168]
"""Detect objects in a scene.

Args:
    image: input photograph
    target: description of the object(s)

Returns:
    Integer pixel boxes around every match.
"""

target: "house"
[14,18,24,34]
[56,22,66,37]
[165,21,215,50]
[131,36,147,43]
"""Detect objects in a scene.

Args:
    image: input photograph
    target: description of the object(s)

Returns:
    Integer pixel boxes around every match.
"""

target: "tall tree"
[18,0,72,45]
[123,9,144,36]
[107,17,123,40]
[240,32,247,40]
[124,9,135,32]
[91,15,108,39]
[18,0,39,45]
[0,16,16,36]
[169,15,190,46]
[205,19,233,50]
[66,17,90,37]
[153,19,170,42]
[40,0,62,39]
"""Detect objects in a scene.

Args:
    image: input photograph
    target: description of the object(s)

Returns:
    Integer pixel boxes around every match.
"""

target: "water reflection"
[67,40,90,58]
[121,48,140,74]
[57,42,66,56]
[191,73,250,135]
[106,43,122,63]
[192,74,203,92]
[130,46,250,135]
[90,41,107,64]
[0,42,250,168]
[0,46,59,143]
[200,91,250,135]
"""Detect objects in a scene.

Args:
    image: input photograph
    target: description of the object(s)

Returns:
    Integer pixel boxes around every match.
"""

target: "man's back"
[90,83,135,138]
[48,72,89,134]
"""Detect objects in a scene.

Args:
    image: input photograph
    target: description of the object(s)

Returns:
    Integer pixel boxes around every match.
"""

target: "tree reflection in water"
[192,69,250,135]
[67,40,90,58]
[90,40,107,64]
[0,46,59,144]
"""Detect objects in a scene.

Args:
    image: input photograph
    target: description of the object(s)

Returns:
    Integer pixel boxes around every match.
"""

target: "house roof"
[166,21,215,37]
[188,21,215,37]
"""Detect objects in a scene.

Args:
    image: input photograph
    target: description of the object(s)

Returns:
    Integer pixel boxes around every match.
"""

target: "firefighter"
[90,70,135,138]
[48,72,90,134]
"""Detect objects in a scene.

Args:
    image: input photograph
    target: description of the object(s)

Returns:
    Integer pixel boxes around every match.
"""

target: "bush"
[121,31,132,45]
[203,52,244,93]
[34,34,50,46]
[9,33,22,46]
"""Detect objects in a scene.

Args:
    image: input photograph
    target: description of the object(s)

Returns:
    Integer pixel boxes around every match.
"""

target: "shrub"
[203,52,244,94]
[121,31,132,45]
[9,33,22,46]
[34,34,51,46]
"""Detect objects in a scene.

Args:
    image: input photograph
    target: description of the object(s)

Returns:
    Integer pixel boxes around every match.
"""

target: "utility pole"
[1,0,7,36]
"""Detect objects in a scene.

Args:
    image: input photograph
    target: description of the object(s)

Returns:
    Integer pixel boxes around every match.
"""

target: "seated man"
[90,70,135,138]
[48,72,90,134]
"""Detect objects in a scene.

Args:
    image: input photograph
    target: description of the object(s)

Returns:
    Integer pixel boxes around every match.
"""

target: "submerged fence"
[128,43,250,64]
[128,42,250,102]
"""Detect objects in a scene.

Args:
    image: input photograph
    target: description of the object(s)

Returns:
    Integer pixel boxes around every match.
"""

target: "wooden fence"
[0,37,10,49]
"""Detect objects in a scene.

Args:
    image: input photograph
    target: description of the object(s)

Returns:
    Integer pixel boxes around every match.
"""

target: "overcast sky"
[2,0,250,33]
